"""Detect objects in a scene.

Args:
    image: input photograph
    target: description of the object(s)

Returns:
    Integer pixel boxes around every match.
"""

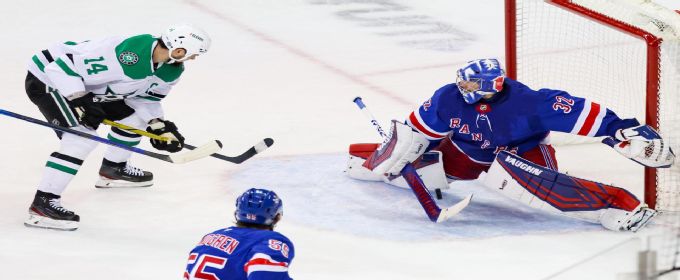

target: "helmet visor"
[456,74,482,94]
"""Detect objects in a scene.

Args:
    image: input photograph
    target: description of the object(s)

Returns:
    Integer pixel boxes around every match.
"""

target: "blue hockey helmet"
[235,188,283,226]
[456,58,506,104]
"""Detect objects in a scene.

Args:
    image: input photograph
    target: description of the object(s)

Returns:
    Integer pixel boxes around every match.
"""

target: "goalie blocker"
[483,151,656,232]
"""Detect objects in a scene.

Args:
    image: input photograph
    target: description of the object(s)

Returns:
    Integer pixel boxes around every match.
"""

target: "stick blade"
[169,140,223,164]
[435,194,473,223]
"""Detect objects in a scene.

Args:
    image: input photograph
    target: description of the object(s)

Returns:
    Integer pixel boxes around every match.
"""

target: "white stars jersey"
[27,34,184,122]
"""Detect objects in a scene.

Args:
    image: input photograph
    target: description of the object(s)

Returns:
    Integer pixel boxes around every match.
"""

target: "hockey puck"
[435,188,443,200]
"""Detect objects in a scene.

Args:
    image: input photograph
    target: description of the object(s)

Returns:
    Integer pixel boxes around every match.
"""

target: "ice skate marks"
[226,154,598,240]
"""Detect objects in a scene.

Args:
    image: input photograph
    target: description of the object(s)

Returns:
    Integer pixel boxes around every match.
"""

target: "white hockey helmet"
[161,23,211,63]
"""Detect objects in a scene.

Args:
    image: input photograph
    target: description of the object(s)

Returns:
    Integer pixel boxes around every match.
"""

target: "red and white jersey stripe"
[244,253,289,276]
[407,110,449,140]
[569,101,606,137]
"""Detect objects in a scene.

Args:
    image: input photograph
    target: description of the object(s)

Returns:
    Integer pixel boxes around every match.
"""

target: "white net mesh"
[515,0,647,144]
[657,38,680,212]
[512,0,680,274]
[513,0,680,208]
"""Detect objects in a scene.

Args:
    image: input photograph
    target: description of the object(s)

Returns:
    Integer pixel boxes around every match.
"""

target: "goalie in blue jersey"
[184,188,294,280]
[347,58,675,232]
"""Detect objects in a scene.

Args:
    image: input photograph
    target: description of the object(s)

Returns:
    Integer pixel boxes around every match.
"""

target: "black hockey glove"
[69,93,106,130]
[146,119,185,153]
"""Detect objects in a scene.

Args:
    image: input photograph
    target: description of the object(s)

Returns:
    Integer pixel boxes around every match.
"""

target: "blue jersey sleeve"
[406,84,458,149]
[530,88,639,137]
[245,237,295,280]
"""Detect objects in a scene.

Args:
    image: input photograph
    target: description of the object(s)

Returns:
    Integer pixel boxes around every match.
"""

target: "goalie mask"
[161,23,211,64]
[456,58,506,104]
[234,188,283,226]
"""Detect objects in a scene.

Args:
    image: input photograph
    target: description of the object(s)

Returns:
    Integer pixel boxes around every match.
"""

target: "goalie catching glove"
[363,120,430,176]
[147,119,185,153]
[604,124,675,168]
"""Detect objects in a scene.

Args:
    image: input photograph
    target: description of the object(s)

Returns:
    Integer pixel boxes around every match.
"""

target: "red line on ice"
[185,0,411,106]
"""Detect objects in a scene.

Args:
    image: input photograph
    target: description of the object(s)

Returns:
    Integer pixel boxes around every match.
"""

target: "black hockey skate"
[95,159,153,188]
[24,190,79,231]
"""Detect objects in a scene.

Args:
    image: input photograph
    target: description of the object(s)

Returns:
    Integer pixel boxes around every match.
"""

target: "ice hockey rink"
[1,0,680,279]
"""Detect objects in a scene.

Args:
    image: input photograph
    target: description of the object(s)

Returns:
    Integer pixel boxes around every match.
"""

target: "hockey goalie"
[346,58,675,232]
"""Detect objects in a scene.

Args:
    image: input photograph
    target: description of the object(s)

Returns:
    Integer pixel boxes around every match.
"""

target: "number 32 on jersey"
[552,95,574,113]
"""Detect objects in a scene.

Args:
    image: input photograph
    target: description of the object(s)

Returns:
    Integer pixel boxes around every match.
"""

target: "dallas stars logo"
[118,51,139,65]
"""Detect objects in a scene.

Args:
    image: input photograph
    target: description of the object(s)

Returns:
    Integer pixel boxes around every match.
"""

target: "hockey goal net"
[506,0,680,211]
[506,0,680,275]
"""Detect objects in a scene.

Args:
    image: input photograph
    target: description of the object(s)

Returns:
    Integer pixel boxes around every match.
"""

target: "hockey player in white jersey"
[24,24,211,230]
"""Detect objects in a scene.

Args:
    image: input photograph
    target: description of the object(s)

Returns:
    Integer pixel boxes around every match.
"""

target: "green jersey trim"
[32,55,45,72]
[49,90,78,126]
[114,34,155,80]
[107,134,141,146]
[46,161,78,175]
[138,95,162,102]
[154,63,184,83]
[55,58,81,78]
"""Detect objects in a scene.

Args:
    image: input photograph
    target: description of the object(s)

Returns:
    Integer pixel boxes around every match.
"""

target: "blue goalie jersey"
[406,78,639,163]
[184,226,295,280]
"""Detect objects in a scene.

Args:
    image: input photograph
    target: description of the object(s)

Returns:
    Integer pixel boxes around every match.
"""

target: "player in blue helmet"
[456,58,506,104]
[184,188,294,280]
[235,188,283,228]
[349,57,674,232]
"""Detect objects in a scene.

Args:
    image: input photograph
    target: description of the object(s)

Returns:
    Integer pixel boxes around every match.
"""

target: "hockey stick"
[103,119,274,164]
[103,119,171,141]
[352,97,472,223]
[0,109,222,164]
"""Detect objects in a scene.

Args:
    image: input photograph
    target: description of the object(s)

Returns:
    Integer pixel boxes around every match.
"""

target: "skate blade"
[95,178,153,188]
[24,214,78,231]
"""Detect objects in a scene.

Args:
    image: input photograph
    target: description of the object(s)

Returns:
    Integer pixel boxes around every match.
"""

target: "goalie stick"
[102,119,274,164]
[352,97,472,223]
[0,109,221,164]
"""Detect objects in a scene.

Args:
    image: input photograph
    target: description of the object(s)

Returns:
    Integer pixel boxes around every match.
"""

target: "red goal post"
[505,0,680,210]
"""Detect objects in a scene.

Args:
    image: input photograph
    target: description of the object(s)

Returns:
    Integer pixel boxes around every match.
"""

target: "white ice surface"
[1,0,679,279]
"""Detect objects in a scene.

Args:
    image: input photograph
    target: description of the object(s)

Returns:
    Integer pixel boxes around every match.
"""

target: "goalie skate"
[24,191,79,231]
[600,204,657,232]
[95,159,153,188]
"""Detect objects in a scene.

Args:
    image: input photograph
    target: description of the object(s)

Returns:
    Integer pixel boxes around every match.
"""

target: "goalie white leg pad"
[481,156,596,219]
[345,155,383,181]
[383,151,450,191]
[346,151,450,191]
[24,213,79,231]
[481,151,649,230]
